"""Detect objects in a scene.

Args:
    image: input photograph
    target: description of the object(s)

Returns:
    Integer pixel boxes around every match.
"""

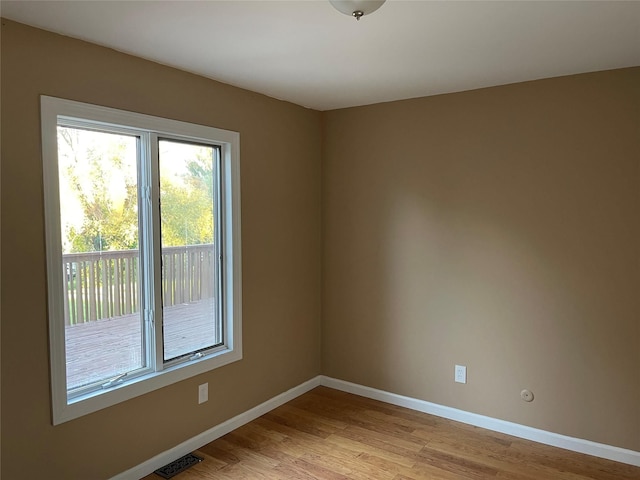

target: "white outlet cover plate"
[455,365,467,384]
[198,383,209,404]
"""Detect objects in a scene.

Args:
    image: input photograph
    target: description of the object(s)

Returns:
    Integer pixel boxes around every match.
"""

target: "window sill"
[55,346,242,425]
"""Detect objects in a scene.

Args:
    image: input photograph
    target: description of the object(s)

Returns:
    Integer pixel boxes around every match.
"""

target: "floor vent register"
[154,453,203,479]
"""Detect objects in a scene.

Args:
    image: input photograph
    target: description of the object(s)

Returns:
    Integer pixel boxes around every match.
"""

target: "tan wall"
[322,68,640,451]
[1,20,322,479]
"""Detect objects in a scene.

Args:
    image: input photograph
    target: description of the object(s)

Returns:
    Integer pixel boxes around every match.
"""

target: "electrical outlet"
[455,365,467,384]
[198,383,208,404]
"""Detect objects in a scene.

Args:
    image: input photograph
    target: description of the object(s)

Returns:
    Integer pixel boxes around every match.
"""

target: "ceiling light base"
[329,1,386,20]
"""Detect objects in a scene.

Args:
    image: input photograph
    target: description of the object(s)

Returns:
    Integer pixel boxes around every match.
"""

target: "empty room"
[1,1,639,479]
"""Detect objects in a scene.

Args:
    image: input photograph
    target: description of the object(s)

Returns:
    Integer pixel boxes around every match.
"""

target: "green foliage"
[59,127,139,253]
[160,180,213,247]
[58,128,216,253]
[160,142,215,247]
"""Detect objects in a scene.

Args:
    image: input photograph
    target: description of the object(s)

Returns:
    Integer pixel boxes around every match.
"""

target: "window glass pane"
[159,139,221,361]
[57,126,143,391]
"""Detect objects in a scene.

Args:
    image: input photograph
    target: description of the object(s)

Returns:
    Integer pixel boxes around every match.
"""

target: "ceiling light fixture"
[329,0,386,21]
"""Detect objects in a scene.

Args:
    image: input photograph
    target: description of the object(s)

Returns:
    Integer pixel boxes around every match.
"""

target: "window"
[41,96,242,424]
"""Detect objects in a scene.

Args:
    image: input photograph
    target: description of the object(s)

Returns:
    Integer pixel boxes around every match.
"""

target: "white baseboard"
[110,376,322,480]
[320,375,640,468]
[112,374,639,479]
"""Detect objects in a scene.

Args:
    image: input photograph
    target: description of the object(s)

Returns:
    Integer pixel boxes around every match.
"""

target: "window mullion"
[139,132,163,372]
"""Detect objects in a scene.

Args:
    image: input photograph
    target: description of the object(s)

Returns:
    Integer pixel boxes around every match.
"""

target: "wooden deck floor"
[142,386,640,480]
[65,298,218,389]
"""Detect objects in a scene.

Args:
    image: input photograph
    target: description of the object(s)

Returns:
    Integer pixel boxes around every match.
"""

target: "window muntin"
[41,96,242,424]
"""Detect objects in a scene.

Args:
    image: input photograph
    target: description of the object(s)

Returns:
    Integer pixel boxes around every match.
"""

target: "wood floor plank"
[422,439,569,480]
[414,445,499,479]
[341,423,426,452]
[299,450,396,480]
[358,452,465,480]
[324,432,418,468]
[142,386,640,480]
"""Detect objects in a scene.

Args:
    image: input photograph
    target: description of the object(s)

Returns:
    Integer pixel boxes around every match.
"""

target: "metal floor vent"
[154,453,203,479]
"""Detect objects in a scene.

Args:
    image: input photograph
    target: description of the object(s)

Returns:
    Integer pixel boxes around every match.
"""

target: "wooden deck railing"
[62,244,215,325]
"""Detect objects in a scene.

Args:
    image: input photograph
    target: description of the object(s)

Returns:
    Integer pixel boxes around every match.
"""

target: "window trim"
[41,96,242,425]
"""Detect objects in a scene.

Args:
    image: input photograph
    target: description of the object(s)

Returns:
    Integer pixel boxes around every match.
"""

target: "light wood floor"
[143,386,640,480]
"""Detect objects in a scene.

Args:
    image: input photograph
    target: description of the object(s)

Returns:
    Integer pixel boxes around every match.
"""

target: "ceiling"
[2,1,639,111]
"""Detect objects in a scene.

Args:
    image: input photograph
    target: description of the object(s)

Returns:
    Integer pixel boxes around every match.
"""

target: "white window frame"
[41,96,242,425]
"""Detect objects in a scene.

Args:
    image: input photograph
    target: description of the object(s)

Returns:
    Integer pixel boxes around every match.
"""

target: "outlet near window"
[198,383,209,404]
